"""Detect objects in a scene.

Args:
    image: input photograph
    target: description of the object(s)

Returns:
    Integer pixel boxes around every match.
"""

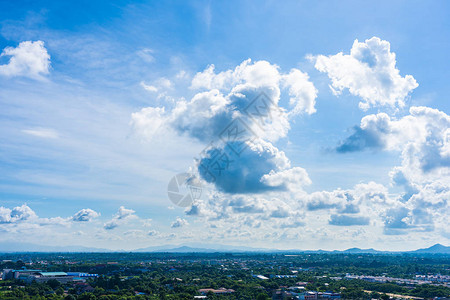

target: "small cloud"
[171,217,189,228]
[123,229,144,237]
[148,230,159,236]
[141,218,152,227]
[39,216,70,227]
[0,40,51,80]
[140,81,158,92]
[103,206,137,230]
[176,70,188,80]
[72,208,100,222]
[116,206,135,220]
[328,214,370,226]
[137,48,154,63]
[104,220,119,230]
[279,219,305,229]
[156,77,172,89]
[22,128,59,139]
[162,232,176,239]
[140,78,172,97]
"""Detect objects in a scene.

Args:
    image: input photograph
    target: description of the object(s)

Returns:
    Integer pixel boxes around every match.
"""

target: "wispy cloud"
[22,127,59,139]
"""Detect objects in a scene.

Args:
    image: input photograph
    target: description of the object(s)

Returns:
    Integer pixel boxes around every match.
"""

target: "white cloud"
[104,220,119,230]
[39,216,70,227]
[281,69,317,115]
[306,181,390,215]
[198,139,298,193]
[140,81,158,92]
[130,106,167,140]
[185,190,307,232]
[0,204,37,224]
[72,208,100,222]
[157,77,172,89]
[337,106,450,176]
[307,190,351,211]
[171,217,189,228]
[141,218,152,227]
[147,230,159,236]
[261,166,312,191]
[0,41,51,79]
[190,63,236,90]
[104,206,137,230]
[123,229,145,238]
[190,59,317,116]
[136,48,154,63]
[0,204,103,232]
[329,214,370,226]
[176,70,188,80]
[0,208,13,224]
[315,37,418,110]
[115,206,136,219]
[22,127,59,139]
[133,60,311,146]
[140,77,172,101]
[170,89,229,141]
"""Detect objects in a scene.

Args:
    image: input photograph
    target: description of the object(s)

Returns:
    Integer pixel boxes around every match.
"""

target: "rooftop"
[38,272,68,277]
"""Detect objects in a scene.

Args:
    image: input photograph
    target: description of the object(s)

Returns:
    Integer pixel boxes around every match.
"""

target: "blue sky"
[0,0,449,251]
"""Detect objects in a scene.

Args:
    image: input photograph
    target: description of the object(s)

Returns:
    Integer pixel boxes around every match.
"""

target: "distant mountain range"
[0,242,448,254]
[0,242,110,253]
[412,243,450,254]
[133,243,269,253]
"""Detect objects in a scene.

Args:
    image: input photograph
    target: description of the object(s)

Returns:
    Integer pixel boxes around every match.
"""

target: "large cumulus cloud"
[131,59,317,194]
